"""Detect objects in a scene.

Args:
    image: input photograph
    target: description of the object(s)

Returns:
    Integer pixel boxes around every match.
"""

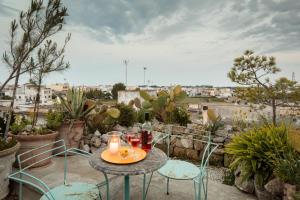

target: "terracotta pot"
[55,120,85,153]
[283,183,296,200]
[9,131,58,168]
[0,142,20,199]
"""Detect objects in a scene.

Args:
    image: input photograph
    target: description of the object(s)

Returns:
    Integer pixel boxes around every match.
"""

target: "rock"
[94,130,101,137]
[194,140,204,151]
[179,135,193,149]
[264,178,283,197]
[283,183,297,200]
[101,134,109,143]
[209,153,224,167]
[90,146,98,154]
[24,125,33,132]
[215,130,227,137]
[90,136,101,148]
[234,167,255,194]
[254,178,274,200]
[186,149,199,160]
[82,144,90,153]
[225,125,233,132]
[173,147,186,157]
[224,153,234,168]
[213,137,225,143]
[113,124,127,132]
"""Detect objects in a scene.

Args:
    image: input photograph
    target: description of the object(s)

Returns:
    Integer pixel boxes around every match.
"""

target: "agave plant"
[139,85,187,124]
[59,89,96,121]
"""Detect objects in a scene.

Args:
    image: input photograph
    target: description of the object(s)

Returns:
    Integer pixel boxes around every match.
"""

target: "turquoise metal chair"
[8,139,109,200]
[144,126,218,200]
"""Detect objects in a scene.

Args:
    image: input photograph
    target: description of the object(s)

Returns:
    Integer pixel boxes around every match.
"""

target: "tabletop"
[89,147,168,176]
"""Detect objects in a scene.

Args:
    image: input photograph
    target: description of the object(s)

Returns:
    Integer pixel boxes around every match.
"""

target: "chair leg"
[166,177,170,195]
[143,174,146,200]
[194,181,198,200]
[19,182,23,200]
[103,173,110,200]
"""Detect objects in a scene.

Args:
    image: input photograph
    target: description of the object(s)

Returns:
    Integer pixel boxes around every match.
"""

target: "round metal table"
[89,147,168,200]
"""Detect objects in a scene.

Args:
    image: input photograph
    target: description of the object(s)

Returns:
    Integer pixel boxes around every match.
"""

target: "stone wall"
[152,123,232,167]
[81,123,234,167]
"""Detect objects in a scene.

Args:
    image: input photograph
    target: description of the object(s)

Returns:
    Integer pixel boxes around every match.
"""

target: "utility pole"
[292,72,295,81]
[143,67,147,85]
[123,59,129,86]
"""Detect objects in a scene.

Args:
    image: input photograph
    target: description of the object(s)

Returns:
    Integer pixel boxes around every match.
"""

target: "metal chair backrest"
[17,139,67,171]
[9,139,92,200]
[152,125,218,168]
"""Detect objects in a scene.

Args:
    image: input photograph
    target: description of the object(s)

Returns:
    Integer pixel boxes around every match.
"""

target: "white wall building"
[15,83,53,105]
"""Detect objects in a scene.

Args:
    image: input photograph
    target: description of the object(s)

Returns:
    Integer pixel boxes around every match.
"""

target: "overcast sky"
[0,0,299,86]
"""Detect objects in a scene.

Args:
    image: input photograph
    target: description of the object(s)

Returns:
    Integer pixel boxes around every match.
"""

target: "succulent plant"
[58,89,96,121]
[86,105,120,134]
[139,85,188,124]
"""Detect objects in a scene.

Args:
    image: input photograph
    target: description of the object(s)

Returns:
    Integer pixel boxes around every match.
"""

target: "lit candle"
[109,134,120,155]
[109,141,119,154]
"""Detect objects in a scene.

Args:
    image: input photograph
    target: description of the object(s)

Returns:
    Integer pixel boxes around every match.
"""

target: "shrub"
[274,149,300,186]
[46,110,63,131]
[169,107,191,126]
[0,137,17,151]
[137,109,153,123]
[117,104,137,127]
[10,115,30,134]
[225,125,290,186]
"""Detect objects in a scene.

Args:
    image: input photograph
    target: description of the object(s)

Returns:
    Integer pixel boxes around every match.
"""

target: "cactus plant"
[58,89,96,120]
[139,85,188,124]
[86,105,120,134]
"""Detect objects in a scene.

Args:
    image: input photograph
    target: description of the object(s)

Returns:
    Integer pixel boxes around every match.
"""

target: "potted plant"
[57,89,95,150]
[0,117,20,199]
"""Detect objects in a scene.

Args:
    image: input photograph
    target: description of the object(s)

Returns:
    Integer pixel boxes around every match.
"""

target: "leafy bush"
[86,106,120,134]
[117,103,137,127]
[205,109,224,134]
[0,137,17,151]
[46,110,63,130]
[169,107,191,126]
[225,125,290,186]
[10,115,30,134]
[137,109,153,123]
[274,149,300,186]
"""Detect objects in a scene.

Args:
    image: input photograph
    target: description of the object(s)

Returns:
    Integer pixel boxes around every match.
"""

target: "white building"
[15,83,53,105]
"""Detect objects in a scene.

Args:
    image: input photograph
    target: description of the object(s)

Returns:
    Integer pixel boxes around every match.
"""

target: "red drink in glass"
[131,137,140,148]
[126,132,134,144]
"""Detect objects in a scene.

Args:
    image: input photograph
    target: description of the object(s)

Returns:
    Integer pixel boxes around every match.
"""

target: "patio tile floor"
[13,156,256,200]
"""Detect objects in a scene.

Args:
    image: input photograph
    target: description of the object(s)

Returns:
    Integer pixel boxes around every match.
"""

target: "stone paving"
[14,156,256,200]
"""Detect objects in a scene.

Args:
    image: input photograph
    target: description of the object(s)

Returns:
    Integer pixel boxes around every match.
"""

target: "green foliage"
[116,103,137,127]
[0,95,13,100]
[111,83,126,100]
[86,106,120,134]
[169,107,191,126]
[139,85,188,124]
[137,109,154,123]
[46,110,63,131]
[228,50,300,125]
[10,115,30,134]
[225,125,291,185]
[85,89,112,100]
[0,137,17,151]
[223,169,235,186]
[274,149,300,186]
[205,109,224,134]
[59,89,95,121]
